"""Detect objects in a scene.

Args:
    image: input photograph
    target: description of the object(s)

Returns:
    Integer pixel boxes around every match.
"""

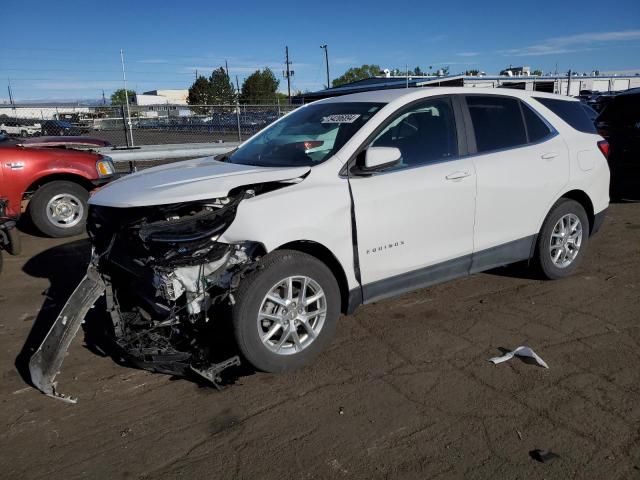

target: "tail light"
[597,140,609,159]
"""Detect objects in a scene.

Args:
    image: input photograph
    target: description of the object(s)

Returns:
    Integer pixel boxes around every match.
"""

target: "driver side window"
[370,97,458,170]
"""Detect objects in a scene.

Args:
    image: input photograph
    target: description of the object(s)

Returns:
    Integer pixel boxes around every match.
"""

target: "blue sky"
[1,0,639,101]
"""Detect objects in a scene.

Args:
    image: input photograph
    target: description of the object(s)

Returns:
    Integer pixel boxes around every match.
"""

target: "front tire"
[29,181,89,237]
[232,250,340,373]
[534,199,589,279]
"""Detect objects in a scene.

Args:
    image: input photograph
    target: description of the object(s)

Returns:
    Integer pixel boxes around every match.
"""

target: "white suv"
[30,88,610,400]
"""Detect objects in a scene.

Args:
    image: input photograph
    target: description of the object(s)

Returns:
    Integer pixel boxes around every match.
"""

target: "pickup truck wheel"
[534,199,589,280]
[232,250,340,373]
[29,181,89,237]
[20,130,27,137]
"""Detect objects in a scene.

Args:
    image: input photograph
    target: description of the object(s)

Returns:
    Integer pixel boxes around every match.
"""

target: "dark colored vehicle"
[587,92,617,113]
[597,88,640,155]
[0,198,21,273]
[0,137,116,237]
[40,120,89,137]
[0,132,8,142]
[596,88,640,198]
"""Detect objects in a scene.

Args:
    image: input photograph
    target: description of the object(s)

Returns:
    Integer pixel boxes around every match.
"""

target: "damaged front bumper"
[29,266,105,403]
[28,190,263,403]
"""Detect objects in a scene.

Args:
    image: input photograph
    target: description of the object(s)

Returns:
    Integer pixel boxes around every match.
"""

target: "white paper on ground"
[488,346,549,369]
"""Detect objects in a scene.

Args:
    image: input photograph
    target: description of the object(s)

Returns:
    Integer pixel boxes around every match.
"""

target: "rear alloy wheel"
[232,250,340,372]
[534,199,589,279]
[29,181,89,237]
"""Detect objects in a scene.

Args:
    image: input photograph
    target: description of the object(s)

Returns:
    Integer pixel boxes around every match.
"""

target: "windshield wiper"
[214,147,238,162]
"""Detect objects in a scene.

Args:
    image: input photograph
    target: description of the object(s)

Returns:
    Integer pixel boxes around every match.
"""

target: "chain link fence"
[0,103,299,147]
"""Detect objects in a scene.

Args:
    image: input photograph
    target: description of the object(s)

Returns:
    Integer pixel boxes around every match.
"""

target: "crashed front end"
[29,187,263,403]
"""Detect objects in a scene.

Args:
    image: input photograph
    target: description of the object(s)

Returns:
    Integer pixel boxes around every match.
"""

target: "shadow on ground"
[14,238,252,391]
[15,238,91,385]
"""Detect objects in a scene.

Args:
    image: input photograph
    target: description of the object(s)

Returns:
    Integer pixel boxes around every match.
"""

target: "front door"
[348,96,477,303]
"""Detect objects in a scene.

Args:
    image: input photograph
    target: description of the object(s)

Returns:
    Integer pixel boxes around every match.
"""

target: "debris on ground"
[529,449,560,463]
[488,346,549,369]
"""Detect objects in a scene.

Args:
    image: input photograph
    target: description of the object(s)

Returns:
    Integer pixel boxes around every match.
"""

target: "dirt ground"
[1,202,640,480]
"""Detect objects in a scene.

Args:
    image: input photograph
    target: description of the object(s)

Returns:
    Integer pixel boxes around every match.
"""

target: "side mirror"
[362,146,402,171]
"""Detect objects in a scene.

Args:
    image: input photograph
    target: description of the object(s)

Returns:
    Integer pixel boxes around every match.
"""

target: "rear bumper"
[592,208,608,236]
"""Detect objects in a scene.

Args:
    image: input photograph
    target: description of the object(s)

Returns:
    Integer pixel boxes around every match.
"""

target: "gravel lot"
[1,201,639,479]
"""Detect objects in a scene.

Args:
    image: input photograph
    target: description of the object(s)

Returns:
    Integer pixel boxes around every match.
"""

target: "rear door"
[464,95,569,271]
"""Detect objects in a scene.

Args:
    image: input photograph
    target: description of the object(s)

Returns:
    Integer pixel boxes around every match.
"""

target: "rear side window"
[521,102,553,143]
[533,97,597,133]
[466,96,527,152]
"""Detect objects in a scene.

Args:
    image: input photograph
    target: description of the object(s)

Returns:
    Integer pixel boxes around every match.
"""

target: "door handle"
[541,152,558,160]
[445,171,471,180]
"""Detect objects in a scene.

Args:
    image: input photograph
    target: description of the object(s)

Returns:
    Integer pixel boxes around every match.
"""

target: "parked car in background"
[596,88,640,157]
[0,198,21,273]
[596,88,640,198]
[0,121,41,137]
[0,137,116,237]
[40,120,89,136]
[0,132,8,142]
[29,88,610,402]
[587,92,617,113]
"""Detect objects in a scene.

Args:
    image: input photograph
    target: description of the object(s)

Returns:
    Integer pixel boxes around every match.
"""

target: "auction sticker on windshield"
[321,114,361,124]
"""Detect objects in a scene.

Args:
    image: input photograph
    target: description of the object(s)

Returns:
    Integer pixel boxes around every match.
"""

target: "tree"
[240,68,280,104]
[187,76,213,113]
[110,88,136,105]
[188,76,212,105]
[332,64,381,87]
[532,69,543,76]
[441,66,450,76]
[465,69,480,76]
[414,66,424,76]
[209,67,235,104]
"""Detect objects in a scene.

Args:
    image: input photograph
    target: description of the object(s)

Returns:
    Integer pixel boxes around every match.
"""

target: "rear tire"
[232,250,340,373]
[534,199,589,279]
[29,181,89,237]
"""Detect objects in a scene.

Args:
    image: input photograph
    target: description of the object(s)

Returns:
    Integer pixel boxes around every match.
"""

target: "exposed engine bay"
[28,184,282,403]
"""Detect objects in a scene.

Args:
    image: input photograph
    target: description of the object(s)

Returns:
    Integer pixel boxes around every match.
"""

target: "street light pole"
[320,44,330,89]
[120,49,135,148]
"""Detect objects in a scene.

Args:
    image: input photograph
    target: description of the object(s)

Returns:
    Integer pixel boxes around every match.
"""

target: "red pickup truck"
[0,137,116,237]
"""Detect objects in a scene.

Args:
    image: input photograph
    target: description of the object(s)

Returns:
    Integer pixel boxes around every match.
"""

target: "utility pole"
[406,64,409,88]
[120,48,135,148]
[566,69,572,96]
[225,60,229,78]
[284,46,294,104]
[102,89,106,105]
[7,78,15,110]
[320,44,330,89]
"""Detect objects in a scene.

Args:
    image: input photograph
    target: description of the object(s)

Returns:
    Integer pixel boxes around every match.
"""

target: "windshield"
[228,102,384,167]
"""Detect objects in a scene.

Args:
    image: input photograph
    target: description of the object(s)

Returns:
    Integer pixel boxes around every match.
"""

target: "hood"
[89,157,310,208]
[19,136,111,149]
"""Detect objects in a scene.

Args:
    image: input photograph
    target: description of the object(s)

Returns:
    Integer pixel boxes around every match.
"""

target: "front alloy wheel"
[232,250,340,372]
[258,275,327,355]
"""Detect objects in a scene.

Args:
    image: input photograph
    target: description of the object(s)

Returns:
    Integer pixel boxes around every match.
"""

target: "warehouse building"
[296,73,640,102]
